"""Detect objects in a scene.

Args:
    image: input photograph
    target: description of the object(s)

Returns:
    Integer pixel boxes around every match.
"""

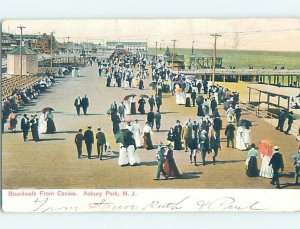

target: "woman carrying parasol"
[258,139,274,179]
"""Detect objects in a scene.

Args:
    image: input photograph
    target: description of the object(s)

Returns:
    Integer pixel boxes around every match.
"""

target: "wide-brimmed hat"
[274,146,280,150]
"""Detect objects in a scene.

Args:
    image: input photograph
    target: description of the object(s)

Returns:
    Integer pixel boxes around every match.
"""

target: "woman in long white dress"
[124,100,131,115]
[175,84,181,105]
[236,126,247,150]
[127,144,141,166]
[179,91,186,105]
[38,112,48,134]
[243,127,251,149]
[118,144,129,166]
[259,154,273,178]
[132,121,142,148]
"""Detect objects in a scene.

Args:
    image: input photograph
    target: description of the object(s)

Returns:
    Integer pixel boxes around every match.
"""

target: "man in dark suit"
[74,96,82,116]
[155,95,162,112]
[225,121,235,148]
[276,109,286,132]
[211,97,218,114]
[147,110,155,129]
[81,95,89,115]
[84,126,94,159]
[21,114,30,142]
[285,111,294,135]
[191,90,197,107]
[213,116,222,141]
[30,115,39,142]
[210,130,220,165]
[75,129,84,158]
[269,146,284,188]
[96,127,106,160]
[148,95,155,111]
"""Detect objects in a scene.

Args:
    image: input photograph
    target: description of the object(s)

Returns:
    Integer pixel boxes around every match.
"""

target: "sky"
[2,18,300,51]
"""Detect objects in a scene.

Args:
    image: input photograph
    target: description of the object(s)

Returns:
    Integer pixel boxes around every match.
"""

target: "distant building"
[12,33,56,54]
[167,54,185,71]
[6,46,38,75]
[106,41,148,53]
[189,56,223,70]
[1,33,18,53]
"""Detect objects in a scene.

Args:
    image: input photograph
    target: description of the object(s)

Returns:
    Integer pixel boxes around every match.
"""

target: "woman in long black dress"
[167,127,175,145]
[138,97,146,114]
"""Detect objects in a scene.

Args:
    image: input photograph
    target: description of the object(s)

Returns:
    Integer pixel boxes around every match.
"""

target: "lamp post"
[17,25,26,77]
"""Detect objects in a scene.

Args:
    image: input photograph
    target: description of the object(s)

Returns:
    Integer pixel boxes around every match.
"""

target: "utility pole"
[50,31,54,68]
[210,33,221,85]
[17,25,26,77]
[66,36,70,63]
[192,41,195,55]
[155,41,158,62]
[171,39,177,71]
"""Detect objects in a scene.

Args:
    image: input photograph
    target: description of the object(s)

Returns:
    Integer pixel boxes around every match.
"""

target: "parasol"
[41,107,54,113]
[123,94,136,101]
[140,94,149,98]
[149,81,157,87]
[238,119,252,127]
[9,113,17,119]
[258,139,273,156]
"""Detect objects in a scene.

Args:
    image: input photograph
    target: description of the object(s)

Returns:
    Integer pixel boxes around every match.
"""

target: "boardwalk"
[2,64,299,189]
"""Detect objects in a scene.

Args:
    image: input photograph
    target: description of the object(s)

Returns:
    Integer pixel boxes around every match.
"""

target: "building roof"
[6,46,37,55]
[248,84,300,99]
[106,41,147,46]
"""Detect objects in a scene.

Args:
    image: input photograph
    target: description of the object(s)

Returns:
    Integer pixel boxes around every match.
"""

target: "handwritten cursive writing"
[196,197,265,211]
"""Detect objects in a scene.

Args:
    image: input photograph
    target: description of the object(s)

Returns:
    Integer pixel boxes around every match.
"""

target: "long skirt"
[133,132,141,148]
[46,119,56,133]
[143,133,153,150]
[260,155,273,178]
[127,145,141,165]
[174,137,182,150]
[164,158,180,177]
[131,102,136,114]
[246,156,259,177]
[118,147,129,166]
[197,105,205,117]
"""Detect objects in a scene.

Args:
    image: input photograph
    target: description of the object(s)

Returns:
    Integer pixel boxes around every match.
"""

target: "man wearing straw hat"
[154,141,168,180]
[269,146,284,188]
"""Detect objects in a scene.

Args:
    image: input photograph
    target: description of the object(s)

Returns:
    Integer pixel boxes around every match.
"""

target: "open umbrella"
[41,107,54,113]
[258,139,273,156]
[140,94,149,98]
[149,81,157,87]
[123,94,136,101]
[238,119,252,127]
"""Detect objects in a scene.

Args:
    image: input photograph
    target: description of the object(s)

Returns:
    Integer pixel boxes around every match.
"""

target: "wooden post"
[248,88,251,103]
[278,96,280,107]
[288,96,290,111]
[267,93,270,111]
[258,91,261,116]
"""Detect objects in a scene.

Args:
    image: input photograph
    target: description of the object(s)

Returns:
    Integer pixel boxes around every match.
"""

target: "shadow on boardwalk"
[39,138,66,141]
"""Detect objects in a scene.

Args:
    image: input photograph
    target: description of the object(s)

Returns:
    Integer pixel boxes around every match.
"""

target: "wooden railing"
[240,103,299,137]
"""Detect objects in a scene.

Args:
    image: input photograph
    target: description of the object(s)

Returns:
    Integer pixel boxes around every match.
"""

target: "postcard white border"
[2,189,300,212]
